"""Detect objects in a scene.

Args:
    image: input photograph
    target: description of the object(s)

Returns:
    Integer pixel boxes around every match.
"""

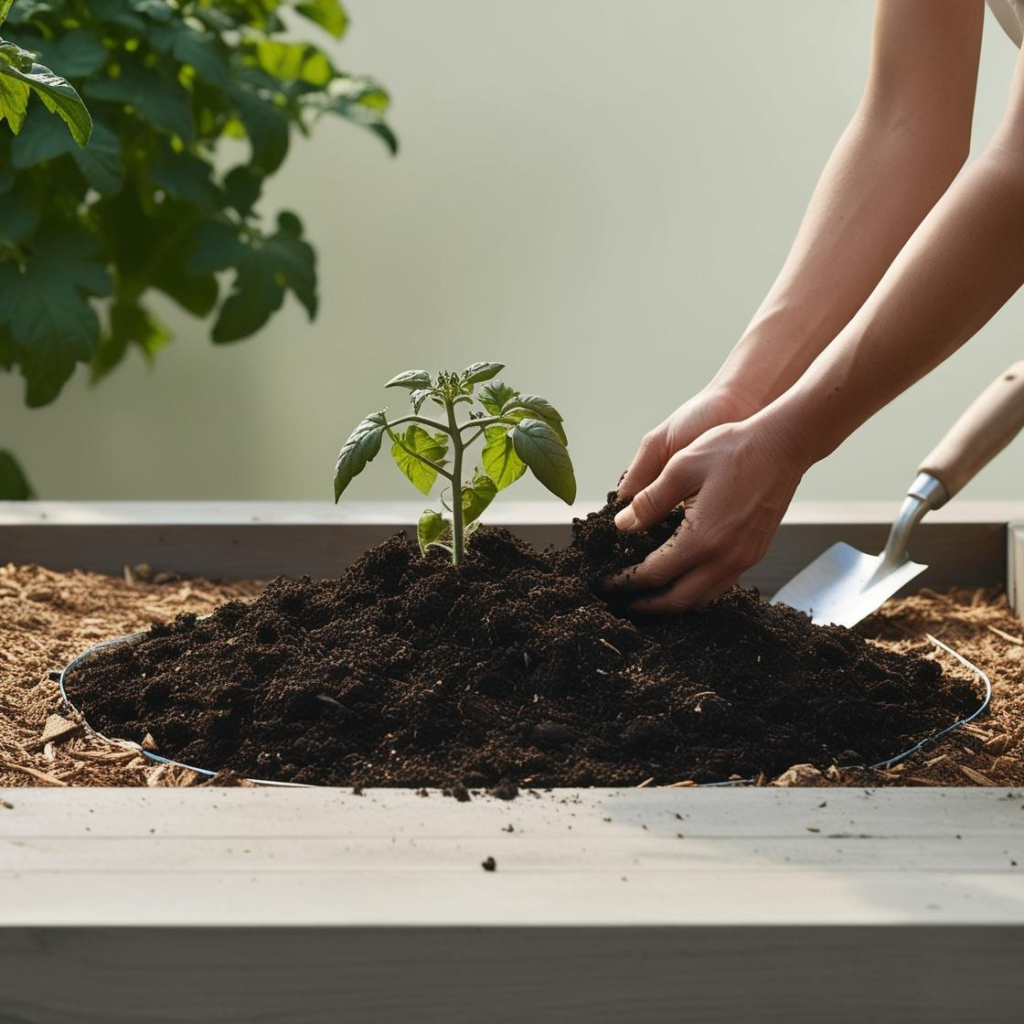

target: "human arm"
[618,0,983,498]
[614,23,1024,613]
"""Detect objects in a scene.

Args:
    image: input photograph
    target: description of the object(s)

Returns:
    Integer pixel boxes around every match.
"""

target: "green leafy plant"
[0,0,395,497]
[0,0,91,146]
[333,364,576,564]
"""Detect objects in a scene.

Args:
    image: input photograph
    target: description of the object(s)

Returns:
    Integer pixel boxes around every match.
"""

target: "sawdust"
[0,563,260,788]
[848,587,1024,787]
[0,564,1019,788]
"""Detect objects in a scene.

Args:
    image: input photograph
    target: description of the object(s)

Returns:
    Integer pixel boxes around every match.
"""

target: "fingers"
[617,429,669,500]
[615,451,696,533]
[609,520,704,592]
[629,565,739,615]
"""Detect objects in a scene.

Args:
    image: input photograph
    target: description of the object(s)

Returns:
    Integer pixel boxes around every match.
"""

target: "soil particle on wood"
[481,856,497,872]
[62,501,980,788]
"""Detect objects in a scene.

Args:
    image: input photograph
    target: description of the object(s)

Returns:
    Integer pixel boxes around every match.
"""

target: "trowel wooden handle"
[919,361,1024,500]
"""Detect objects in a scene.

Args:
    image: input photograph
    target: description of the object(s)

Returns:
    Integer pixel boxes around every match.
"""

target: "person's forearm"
[711,1,982,411]
[762,134,1024,469]
[712,105,967,409]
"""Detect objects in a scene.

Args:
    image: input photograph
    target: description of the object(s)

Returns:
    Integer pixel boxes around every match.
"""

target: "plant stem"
[445,395,465,565]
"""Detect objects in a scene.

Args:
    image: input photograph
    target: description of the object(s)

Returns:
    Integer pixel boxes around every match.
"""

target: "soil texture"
[63,501,981,788]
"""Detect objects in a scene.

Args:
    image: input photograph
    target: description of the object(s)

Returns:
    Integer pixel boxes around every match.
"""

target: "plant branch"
[458,416,517,433]
[387,414,452,434]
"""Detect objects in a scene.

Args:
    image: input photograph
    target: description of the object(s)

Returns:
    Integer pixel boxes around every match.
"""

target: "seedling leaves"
[512,419,576,504]
[506,394,567,443]
[391,424,447,495]
[462,471,497,524]
[386,369,432,390]
[481,426,526,491]
[334,411,387,501]
[417,508,447,554]
[462,361,504,385]
[478,379,518,416]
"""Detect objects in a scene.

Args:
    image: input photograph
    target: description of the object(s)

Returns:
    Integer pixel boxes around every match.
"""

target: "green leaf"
[506,393,567,443]
[254,40,334,86]
[0,450,33,500]
[71,120,122,193]
[481,426,526,491]
[385,369,432,390]
[0,54,92,146]
[409,387,434,414]
[228,82,289,173]
[188,219,244,274]
[511,419,576,504]
[130,0,174,23]
[91,298,171,382]
[90,0,146,31]
[462,361,504,385]
[0,179,39,241]
[0,1,15,29]
[417,508,447,555]
[211,224,318,342]
[31,28,107,77]
[390,424,447,495]
[0,222,112,406]
[149,150,221,210]
[312,75,398,155]
[11,113,123,194]
[478,379,518,416]
[148,21,229,87]
[150,224,219,317]
[0,59,30,135]
[86,64,193,142]
[461,471,497,525]
[294,0,349,38]
[223,165,263,217]
[334,411,387,501]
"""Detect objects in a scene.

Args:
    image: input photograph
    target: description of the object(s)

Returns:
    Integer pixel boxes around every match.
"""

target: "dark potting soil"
[66,500,980,788]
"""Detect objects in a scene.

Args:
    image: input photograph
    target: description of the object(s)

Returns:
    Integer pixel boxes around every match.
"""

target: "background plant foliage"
[0,0,395,497]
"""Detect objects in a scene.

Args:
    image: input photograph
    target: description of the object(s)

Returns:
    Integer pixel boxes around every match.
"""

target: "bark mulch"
[1,502,1016,790]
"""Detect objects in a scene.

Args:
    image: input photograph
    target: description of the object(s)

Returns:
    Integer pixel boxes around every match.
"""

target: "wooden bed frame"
[2,501,1023,1022]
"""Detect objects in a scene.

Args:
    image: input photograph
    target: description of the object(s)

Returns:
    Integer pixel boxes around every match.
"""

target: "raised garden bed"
[2,501,1024,1021]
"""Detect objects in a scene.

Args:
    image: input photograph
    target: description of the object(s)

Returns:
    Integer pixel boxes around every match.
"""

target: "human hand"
[609,412,809,612]
[617,386,760,501]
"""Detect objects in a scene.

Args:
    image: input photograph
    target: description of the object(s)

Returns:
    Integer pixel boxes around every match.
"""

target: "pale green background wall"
[2,0,1022,502]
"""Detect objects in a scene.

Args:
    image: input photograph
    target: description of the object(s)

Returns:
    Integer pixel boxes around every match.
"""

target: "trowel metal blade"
[769,542,928,628]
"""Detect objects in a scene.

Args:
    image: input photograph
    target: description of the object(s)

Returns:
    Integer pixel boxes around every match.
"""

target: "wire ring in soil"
[57,626,992,789]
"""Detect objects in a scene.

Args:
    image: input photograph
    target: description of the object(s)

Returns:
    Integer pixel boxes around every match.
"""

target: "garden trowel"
[771,360,1024,627]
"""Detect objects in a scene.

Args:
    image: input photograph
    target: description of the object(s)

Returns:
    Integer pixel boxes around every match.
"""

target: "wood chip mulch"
[0,563,1020,788]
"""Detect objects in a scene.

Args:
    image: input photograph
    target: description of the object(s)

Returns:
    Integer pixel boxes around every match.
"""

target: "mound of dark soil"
[66,501,980,787]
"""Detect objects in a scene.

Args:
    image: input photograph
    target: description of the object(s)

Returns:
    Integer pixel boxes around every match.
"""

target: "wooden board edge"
[1010,522,1024,620]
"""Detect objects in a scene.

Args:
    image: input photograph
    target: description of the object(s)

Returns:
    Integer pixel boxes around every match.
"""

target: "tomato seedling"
[333,363,575,563]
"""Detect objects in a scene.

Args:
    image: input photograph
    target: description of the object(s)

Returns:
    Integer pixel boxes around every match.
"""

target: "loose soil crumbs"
[56,501,982,788]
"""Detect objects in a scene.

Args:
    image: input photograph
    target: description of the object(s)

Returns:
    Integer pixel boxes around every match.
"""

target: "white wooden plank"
[3,835,1022,873]
[4,867,1024,927]
[3,787,1022,839]
[1010,521,1024,618]
[3,789,1024,927]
